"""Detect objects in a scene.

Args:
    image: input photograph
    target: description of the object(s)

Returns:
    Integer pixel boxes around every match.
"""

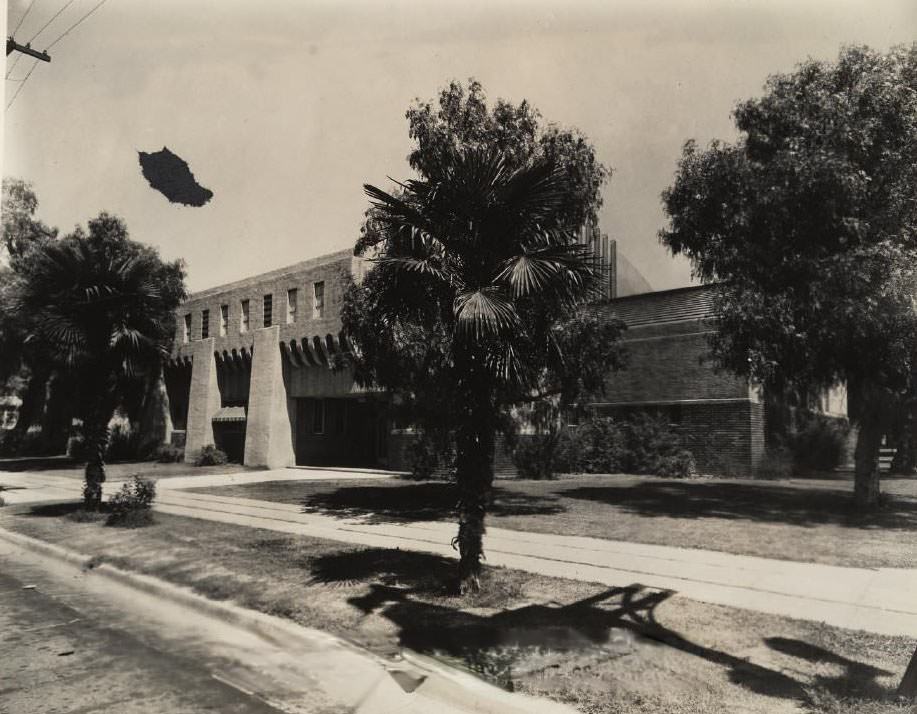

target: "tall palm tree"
[12,215,184,507]
[356,148,606,592]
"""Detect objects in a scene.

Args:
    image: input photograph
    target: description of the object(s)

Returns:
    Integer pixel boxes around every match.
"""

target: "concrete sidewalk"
[3,468,917,638]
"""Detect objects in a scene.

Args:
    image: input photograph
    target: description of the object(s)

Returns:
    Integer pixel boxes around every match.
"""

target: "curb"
[0,526,577,714]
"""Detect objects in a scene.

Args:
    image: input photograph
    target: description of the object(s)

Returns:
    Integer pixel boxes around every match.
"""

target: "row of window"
[182,282,325,343]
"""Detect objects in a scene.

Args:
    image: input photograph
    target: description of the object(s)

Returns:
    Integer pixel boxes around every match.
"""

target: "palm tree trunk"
[82,416,111,509]
[81,390,116,509]
[451,349,497,594]
[454,413,496,593]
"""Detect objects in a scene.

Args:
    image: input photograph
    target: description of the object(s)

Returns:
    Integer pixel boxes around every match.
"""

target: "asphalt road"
[0,566,292,714]
[0,545,349,714]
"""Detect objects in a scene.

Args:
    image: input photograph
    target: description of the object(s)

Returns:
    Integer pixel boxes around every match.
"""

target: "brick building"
[164,245,846,475]
[590,285,848,474]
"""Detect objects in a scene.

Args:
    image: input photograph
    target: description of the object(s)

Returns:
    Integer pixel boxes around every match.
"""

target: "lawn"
[189,474,917,569]
[0,455,250,481]
[0,503,914,714]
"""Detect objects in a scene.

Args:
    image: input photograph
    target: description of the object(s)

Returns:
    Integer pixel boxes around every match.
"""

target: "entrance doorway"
[294,397,387,467]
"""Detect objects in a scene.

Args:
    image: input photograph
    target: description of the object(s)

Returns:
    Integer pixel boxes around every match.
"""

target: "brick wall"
[600,325,748,404]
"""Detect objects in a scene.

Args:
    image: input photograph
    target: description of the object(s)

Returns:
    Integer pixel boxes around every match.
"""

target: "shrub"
[194,444,228,466]
[654,449,697,479]
[154,444,184,463]
[106,419,141,462]
[406,431,454,479]
[106,475,156,527]
[0,429,51,457]
[558,417,629,474]
[408,433,439,479]
[0,430,21,457]
[520,412,696,478]
[754,446,794,479]
[512,432,562,480]
[66,434,86,460]
[789,415,850,473]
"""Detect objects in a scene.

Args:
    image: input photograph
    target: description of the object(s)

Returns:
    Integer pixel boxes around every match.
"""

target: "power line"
[6,57,39,110]
[45,0,109,51]
[12,0,40,37]
[27,0,77,45]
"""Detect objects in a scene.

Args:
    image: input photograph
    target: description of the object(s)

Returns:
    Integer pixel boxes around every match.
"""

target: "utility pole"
[6,38,50,63]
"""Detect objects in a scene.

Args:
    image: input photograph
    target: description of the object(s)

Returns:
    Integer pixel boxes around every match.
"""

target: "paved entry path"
[3,467,917,639]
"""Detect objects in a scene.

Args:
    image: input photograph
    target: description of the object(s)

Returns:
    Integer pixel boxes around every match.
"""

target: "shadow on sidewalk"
[308,547,896,704]
[561,480,917,529]
[300,481,564,524]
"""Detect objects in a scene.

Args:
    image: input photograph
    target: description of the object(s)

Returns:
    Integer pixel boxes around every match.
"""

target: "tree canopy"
[2,178,56,264]
[11,212,186,504]
[660,44,917,507]
[344,80,624,590]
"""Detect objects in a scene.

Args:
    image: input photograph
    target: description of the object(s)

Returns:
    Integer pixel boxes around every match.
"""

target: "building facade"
[165,245,846,475]
[165,249,388,468]
[590,285,848,475]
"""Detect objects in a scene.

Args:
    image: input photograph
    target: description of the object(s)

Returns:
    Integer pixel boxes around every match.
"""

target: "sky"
[4,0,917,293]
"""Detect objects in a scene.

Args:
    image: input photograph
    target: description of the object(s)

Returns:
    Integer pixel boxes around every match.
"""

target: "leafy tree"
[660,44,917,511]
[11,213,185,506]
[0,179,59,449]
[344,81,624,592]
[2,178,56,263]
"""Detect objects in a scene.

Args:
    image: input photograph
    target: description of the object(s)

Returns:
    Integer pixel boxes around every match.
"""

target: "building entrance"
[294,397,386,467]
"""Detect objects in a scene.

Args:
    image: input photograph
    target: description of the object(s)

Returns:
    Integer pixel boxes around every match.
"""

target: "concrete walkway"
[3,468,917,638]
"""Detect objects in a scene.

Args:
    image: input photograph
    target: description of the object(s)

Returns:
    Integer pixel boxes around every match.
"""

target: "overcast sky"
[4,0,917,293]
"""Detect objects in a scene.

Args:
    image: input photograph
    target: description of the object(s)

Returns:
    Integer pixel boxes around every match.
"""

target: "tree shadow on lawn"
[0,456,76,472]
[561,481,917,529]
[23,501,86,518]
[765,637,894,701]
[309,549,894,705]
[300,482,565,524]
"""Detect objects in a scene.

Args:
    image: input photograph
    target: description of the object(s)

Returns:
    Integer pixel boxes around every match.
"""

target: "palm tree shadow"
[300,482,564,524]
[765,636,896,700]
[310,547,809,700]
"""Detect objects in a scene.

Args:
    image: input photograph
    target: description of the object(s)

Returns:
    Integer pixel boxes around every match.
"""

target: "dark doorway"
[295,397,385,467]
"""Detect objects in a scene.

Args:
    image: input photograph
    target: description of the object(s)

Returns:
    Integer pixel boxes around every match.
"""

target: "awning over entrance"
[212,406,247,423]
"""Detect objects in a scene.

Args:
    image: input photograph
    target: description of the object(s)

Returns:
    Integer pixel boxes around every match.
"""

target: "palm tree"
[355,148,607,592]
[12,214,184,508]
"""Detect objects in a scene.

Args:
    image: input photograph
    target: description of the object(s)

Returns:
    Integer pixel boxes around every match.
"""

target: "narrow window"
[286,288,298,324]
[312,399,325,435]
[263,293,273,328]
[219,305,228,337]
[183,314,192,343]
[313,281,325,319]
[240,299,250,334]
[201,309,210,339]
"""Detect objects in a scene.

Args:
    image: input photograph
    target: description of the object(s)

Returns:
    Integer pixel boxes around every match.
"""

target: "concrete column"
[184,338,220,463]
[244,326,295,468]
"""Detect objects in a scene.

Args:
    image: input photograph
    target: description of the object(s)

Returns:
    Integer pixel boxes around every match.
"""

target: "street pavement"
[1,533,575,714]
[3,467,917,639]
[0,542,336,714]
